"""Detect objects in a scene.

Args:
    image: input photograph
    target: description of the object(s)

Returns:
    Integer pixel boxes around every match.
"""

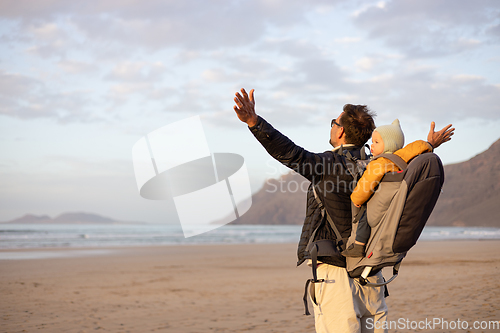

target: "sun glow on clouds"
[352,1,386,18]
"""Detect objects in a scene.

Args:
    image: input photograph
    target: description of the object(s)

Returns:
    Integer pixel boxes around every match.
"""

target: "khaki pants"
[312,264,388,333]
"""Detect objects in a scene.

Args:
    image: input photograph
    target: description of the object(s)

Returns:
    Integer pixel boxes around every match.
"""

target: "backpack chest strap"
[375,153,407,171]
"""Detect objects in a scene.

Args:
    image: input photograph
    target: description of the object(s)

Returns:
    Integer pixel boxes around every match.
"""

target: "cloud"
[344,65,500,123]
[1,0,498,127]
[0,70,99,122]
[0,70,47,118]
[355,56,380,71]
[57,60,98,74]
[352,0,500,57]
[202,68,233,83]
[253,39,350,94]
[240,54,500,128]
[105,61,167,82]
[18,20,76,59]
[261,39,324,59]
[334,37,361,44]
[0,0,323,53]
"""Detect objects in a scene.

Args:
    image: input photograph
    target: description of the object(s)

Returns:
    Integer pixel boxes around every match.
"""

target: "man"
[233,88,454,333]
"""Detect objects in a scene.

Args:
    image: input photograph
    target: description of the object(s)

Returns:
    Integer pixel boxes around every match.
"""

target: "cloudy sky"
[1,0,499,224]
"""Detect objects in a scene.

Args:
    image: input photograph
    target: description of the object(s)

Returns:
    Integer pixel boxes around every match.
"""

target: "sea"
[1,224,500,250]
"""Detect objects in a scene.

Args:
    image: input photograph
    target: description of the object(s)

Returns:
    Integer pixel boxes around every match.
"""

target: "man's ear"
[337,126,345,139]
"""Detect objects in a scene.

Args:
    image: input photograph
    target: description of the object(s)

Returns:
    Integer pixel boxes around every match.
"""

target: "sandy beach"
[1,241,499,333]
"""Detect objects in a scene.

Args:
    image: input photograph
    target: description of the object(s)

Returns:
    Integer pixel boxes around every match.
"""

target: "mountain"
[2,212,142,225]
[6,214,53,224]
[233,138,500,227]
[426,138,500,227]
[232,172,309,225]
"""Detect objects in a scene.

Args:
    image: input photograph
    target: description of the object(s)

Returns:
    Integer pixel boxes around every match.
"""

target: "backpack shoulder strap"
[312,185,343,242]
[339,145,372,183]
[375,153,408,171]
[359,144,369,160]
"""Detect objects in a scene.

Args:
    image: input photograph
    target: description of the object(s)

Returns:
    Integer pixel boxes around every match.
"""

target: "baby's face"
[370,131,384,156]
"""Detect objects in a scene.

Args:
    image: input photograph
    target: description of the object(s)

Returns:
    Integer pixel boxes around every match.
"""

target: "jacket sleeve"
[351,140,433,206]
[249,116,340,183]
[350,158,395,206]
[395,140,433,162]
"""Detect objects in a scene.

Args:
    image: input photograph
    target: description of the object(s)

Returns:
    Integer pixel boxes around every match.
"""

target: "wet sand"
[1,241,499,332]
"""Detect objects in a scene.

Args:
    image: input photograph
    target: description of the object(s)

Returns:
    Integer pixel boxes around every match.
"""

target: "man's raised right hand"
[234,88,258,127]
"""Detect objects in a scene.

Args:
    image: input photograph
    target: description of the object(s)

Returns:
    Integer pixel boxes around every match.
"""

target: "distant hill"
[1,212,143,225]
[231,172,308,225]
[232,138,500,227]
[427,138,500,227]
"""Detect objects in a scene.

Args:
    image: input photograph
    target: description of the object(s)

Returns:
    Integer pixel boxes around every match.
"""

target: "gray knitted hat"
[374,119,405,153]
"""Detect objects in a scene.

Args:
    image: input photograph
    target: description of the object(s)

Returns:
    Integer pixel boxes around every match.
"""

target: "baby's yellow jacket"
[351,140,433,206]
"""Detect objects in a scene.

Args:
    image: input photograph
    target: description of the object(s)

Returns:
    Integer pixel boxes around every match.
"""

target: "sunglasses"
[331,118,342,127]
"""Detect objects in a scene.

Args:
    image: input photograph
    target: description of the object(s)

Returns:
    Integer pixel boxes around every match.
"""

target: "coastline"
[1,241,499,332]
[2,224,499,251]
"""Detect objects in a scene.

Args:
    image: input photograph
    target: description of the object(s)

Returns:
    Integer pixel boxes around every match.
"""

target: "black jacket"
[249,116,363,267]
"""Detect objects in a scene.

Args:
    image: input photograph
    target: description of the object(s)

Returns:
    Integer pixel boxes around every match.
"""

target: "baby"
[342,119,433,257]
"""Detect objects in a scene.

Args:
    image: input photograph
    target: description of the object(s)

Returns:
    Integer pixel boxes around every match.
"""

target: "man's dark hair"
[340,104,376,146]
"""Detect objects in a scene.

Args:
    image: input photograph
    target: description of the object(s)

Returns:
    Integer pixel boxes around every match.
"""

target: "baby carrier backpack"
[344,151,444,285]
[303,146,444,314]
